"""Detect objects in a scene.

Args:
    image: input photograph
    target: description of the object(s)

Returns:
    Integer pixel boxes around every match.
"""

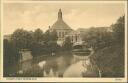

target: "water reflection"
[8,52,99,77]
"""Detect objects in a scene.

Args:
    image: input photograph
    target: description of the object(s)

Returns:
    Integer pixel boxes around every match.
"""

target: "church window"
[59,32,61,38]
[62,32,64,37]
[61,32,62,38]
[71,38,73,42]
[75,35,77,42]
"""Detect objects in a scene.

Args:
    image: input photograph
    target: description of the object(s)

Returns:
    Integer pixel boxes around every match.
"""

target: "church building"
[49,9,82,46]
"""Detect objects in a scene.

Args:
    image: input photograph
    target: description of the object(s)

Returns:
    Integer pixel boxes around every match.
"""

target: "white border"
[0,0,127,82]
[0,0,4,81]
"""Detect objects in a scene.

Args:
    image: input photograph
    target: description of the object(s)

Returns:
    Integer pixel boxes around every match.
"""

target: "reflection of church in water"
[49,9,82,46]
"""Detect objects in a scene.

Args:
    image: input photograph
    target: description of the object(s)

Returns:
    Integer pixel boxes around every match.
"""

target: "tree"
[33,28,44,43]
[49,30,58,41]
[43,30,51,43]
[29,29,46,56]
[63,36,73,51]
[43,30,58,43]
[82,27,112,50]
[112,15,125,45]
[11,29,33,49]
[4,39,20,76]
[90,16,125,77]
[44,30,59,53]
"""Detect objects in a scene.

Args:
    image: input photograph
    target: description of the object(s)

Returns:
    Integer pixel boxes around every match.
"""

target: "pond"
[6,52,100,77]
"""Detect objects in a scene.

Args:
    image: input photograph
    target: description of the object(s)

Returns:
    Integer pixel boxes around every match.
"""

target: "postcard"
[0,0,127,82]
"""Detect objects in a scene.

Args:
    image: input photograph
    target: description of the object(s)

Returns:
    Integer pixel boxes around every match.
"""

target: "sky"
[3,2,125,35]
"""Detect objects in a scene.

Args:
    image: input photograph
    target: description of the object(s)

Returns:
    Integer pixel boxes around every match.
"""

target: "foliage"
[10,28,60,56]
[62,36,73,51]
[33,28,44,43]
[43,30,58,42]
[88,16,125,77]
[11,29,33,49]
[30,28,45,56]
[43,30,60,53]
[112,16,125,45]
[90,45,124,77]
[82,27,113,50]
[3,39,20,76]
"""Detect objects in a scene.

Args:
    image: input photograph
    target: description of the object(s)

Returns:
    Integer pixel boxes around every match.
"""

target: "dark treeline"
[82,16,124,50]
[4,28,72,57]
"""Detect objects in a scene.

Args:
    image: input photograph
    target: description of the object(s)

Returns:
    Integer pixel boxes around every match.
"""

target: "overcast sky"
[3,2,125,35]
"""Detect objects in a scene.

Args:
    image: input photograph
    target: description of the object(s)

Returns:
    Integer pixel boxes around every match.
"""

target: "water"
[6,52,99,77]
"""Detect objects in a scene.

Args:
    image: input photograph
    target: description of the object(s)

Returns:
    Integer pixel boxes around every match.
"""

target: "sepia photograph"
[1,0,127,81]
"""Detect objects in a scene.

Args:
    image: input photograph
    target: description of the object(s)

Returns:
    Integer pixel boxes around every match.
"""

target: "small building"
[19,49,33,62]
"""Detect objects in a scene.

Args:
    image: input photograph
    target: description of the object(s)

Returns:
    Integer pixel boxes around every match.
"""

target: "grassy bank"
[90,44,124,77]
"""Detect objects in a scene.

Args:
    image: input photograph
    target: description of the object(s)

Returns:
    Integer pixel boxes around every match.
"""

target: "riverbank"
[90,44,124,77]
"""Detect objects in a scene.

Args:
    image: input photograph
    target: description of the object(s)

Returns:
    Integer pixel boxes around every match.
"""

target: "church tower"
[58,9,63,20]
[50,9,72,45]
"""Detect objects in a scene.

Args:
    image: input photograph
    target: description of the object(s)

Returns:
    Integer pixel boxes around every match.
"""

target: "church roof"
[51,9,72,30]
[51,19,72,30]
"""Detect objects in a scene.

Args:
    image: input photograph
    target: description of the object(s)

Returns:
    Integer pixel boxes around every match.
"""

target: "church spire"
[58,9,62,20]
